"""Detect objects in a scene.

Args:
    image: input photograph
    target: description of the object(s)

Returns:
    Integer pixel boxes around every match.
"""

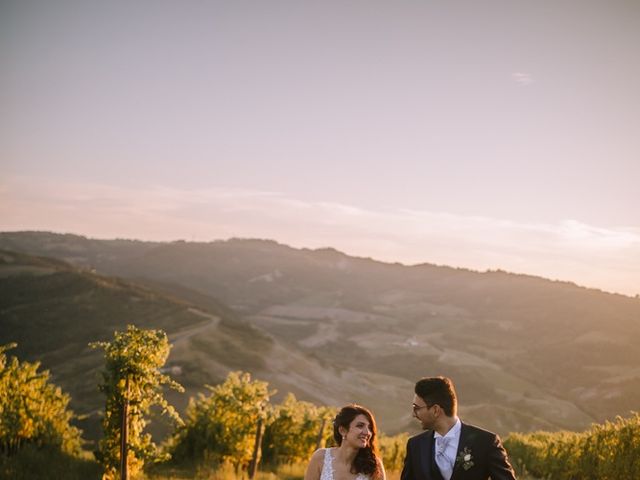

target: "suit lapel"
[419,431,437,480]
[451,423,471,479]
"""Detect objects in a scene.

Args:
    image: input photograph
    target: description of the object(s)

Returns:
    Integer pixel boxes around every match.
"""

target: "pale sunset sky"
[1,1,639,296]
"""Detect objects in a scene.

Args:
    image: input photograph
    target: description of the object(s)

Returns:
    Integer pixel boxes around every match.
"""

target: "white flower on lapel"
[456,447,474,471]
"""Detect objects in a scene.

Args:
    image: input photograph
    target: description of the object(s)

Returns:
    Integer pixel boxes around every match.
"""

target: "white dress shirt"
[434,417,461,480]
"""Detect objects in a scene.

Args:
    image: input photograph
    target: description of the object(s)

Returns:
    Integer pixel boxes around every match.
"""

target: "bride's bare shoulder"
[311,447,327,461]
[304,448,326,480]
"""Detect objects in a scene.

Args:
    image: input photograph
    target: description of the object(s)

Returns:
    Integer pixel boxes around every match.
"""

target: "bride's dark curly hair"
[333,404,381,477]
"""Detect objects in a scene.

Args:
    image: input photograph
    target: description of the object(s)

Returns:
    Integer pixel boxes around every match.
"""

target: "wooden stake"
[248,416,264,479]
[120,375,130,480]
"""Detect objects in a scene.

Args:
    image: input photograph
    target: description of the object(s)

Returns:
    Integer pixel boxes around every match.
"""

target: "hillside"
[0,249,274,444]
[1,231,640,437]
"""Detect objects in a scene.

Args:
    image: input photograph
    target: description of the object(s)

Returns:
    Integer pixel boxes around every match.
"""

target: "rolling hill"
[1,231,639,438]
[0,249,273,443]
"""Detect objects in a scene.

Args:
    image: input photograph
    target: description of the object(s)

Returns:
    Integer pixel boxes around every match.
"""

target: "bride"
[305,404,386,480]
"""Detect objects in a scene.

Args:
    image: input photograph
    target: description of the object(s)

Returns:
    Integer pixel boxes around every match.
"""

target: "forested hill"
[0,249,273,443]
[1,231,640,438]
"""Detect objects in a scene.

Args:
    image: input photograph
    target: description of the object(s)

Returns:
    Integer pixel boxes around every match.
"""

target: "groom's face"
[413,394,437,430]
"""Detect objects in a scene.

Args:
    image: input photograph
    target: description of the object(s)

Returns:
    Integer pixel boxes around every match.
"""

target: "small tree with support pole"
[92,325,183,480]
[261,394,335,465]
[248,401,267,479]
[170,371,272,472]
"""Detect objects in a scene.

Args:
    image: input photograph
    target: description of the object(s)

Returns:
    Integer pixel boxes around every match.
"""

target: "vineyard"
[2,325,639,479]
[504,413,640,479]
[0,326,407,479]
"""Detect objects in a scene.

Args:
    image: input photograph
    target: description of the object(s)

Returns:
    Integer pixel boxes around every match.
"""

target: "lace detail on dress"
[320,448,370,480]
[320,447,334,480]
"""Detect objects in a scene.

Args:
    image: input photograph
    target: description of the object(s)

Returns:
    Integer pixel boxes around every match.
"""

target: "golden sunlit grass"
[0,446,101,480]
[147,462,306,480]
[146,462,405,480]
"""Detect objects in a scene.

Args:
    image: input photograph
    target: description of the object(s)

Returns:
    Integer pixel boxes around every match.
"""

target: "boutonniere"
[456,447,474,470]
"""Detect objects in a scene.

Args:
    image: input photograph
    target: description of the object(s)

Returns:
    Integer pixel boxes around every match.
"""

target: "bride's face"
[342,413,372,449]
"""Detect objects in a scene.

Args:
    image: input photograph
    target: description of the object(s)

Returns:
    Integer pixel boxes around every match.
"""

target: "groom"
[401,376,516,480]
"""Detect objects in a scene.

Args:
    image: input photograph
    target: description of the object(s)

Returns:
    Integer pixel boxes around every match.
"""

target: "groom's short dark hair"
[415,376,457,417]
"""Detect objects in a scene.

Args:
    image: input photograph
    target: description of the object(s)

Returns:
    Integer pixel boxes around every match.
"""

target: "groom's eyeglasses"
[412,403,435,415]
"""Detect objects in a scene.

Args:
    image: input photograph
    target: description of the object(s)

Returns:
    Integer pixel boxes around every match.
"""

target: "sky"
[1,1,639,296]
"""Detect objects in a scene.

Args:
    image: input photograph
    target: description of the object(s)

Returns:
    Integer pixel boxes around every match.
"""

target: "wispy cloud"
[512,72,534,86]
[1,175,638,296]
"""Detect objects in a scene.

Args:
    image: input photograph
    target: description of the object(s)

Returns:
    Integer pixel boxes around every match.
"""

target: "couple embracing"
[305,376,516,480]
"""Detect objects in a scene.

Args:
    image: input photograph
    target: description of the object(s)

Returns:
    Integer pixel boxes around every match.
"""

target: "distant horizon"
[2,228,637,299]
[2,2,638,299]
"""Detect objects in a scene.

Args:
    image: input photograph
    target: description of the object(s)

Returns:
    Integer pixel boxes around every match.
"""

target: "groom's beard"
[419,417,436,431]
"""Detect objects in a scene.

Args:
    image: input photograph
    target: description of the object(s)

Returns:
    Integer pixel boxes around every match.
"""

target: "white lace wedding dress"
[320,447,370,480]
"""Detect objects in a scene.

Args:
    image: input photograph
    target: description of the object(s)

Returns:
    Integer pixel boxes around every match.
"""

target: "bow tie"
[435,436,455,480]
[436,436,452,455]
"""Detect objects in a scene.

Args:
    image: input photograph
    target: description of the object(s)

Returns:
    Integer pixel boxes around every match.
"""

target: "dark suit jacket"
[400,422,516,480]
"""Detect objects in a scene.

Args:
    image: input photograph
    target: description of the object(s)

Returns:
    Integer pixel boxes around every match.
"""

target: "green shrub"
[378,432,409,473]
[504,412,640,479]
[91,326,183,479]
[0,343,82,456]
[262,393,333,465]
[170,371,271,469]
[0,445,101,480]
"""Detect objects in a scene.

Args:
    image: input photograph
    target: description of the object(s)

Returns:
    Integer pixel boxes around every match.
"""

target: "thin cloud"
[558,220,639,249]
[512,72,534,86]
[1,175,638,296]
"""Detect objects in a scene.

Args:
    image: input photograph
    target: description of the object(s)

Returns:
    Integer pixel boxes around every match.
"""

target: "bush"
[262,393,334,465]
[170,371,271,469]
[91,325,183,479]
[504,412,640,479]
[0,343,82,456]
[378,432,409,473]
[0,444,101,480]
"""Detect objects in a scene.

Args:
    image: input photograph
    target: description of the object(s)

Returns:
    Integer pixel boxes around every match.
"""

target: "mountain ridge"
[1,231,639,438]
[2,230,628,298]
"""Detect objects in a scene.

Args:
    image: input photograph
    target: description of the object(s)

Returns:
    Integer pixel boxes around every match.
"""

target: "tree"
[91,325,183,479]
[171,371,272,469]
[378,432,409,473]
[0,343,81,455]
[262,393,334,465]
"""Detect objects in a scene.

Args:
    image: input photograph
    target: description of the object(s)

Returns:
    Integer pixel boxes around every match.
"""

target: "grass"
[147,463,406,480]
[0,452,310,480]
[146,461,306,480]
[0,447,511,480]
[0,438,435,480]
[0,446,102,480]
[147,461,403,480]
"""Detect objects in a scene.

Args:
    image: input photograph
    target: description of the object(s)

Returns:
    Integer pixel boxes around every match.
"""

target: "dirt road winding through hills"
[169,308,221,348]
